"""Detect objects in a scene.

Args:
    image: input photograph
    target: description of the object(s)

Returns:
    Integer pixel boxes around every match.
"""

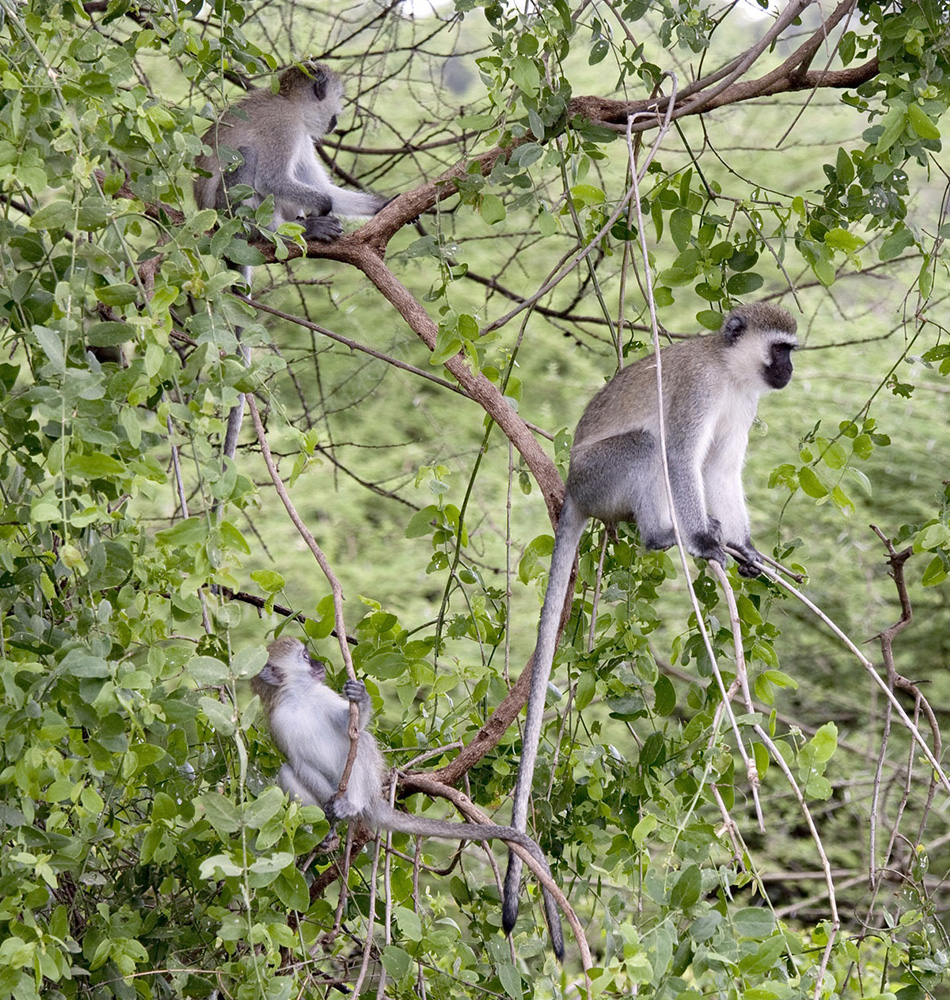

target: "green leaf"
[431,324,463,366]
[480,193,506,225]
[274,867,309,911]
[798,467,828,498]
[835,147,855,184]
[156,517,208,546]
[824,227,865,253]
[199,696,236,736]
[188,655,230,685]
[808,722,838,764]
[725,272,763,295]
[511,55,540,95]
[670,864,701,909]
[733,907,775,938]
[96,283,139,307]
[405,505,438,539]
[220,519,251,554]
[200,793,242,834]
[820,440,847,470]
[653,674,675,716]
[65,454,126,478]
[589,38,609,65]
[907,103,940,140]
[632,813,657,847]
[251,569,285,593]
[519,533,554,583]
[393,905,423,942]
[32,326,65,374]
[381,945,413,980]
[498,963,523,1000]
[575,669,597,710]
[246,787,285,830]
[915,522,950,551]
[696,309,723,331]
[669,208,692,252]
[879,227,916,261]
[922,555,947,587]
[875,103,907,154]
[30,200,75,230]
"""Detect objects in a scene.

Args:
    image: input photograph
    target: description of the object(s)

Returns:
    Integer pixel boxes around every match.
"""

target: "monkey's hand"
[303,213,344,242]
[343,679,369,704]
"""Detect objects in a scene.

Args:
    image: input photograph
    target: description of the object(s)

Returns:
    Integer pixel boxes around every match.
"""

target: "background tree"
[0,1,949,998]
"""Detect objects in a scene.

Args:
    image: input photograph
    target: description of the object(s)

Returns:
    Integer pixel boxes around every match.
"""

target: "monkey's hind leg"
[302,212,344,242]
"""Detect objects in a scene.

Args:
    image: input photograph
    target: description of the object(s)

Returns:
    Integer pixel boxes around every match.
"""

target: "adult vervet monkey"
[194,62,388,459]
[502,302,798,935]
[252,637,565,960]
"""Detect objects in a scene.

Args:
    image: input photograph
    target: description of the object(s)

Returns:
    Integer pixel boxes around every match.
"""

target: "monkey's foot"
[324,793,358,824]
[303,214,344,242]
[317,829,340,852]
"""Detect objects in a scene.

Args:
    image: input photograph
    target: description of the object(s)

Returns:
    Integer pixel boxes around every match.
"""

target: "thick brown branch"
[348,245,566,521]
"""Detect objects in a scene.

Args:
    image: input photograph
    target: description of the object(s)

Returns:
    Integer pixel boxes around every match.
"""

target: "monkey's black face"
[308,654,326,682]
[764,341,795,389]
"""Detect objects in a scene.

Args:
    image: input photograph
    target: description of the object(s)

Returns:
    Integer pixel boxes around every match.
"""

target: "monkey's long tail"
[379,806,565,961]
[502,496,587,944]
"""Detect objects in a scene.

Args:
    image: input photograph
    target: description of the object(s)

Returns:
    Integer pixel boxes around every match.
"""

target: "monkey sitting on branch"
[193,61,389,463]
[252,636,565,960]
[502,302,799,935]
[194,61,388,245]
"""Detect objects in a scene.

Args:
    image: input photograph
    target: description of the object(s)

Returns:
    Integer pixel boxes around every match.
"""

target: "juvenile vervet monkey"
[194,61,388,242]
[194,62,388,460]
[252,636,565,959]
[502,302,798,934]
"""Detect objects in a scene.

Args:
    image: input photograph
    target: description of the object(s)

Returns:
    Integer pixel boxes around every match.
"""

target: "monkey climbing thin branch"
[245,394,362,796]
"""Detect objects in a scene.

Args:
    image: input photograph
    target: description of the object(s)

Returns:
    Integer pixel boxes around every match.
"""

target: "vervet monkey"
[194,62,388,460]
[252,636,565,959]
[502,302,798,934]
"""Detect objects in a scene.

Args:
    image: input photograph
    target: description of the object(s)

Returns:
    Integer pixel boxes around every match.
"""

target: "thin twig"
[759,565,950,797]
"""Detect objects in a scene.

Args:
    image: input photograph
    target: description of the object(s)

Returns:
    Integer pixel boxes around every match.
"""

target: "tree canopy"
[1,1,950,998]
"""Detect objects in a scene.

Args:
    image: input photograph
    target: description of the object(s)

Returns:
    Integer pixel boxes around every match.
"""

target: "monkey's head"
[252,637,326,703]
[278,62,345,137]
[720,303,798,391]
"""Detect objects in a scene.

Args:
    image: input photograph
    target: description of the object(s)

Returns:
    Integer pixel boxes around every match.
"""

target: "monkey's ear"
[723,311,747,343]
[255,663,282,688]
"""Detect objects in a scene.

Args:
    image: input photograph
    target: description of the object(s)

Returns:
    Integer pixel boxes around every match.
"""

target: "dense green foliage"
[1,1,950,998]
